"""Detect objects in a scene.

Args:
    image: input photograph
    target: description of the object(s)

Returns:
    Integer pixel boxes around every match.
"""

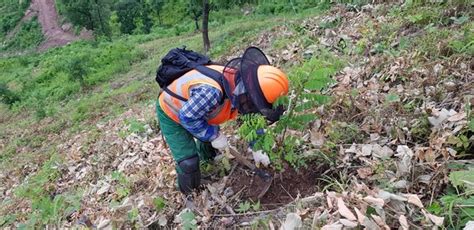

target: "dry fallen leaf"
[321,223,343,230]
[340,218,358,228]
[422,209,445,226]
[399,215,408,230]
[363,196,385,207]
[464,221,474,230]
[281,213,302,230]
[404,194,424,208]
[361,144,373,156]
[357,167,373,179]
[327,196,333,209]
[337,198,357,221]
[354,207,366,225]
[310,131,326,146]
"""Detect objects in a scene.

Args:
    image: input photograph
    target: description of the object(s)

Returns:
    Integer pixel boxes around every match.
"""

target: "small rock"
[433,63,443,75]
[393,180,408,189]
[444,81,457,91]
[340,219,358,227]
[220,217,234,226]
[97,218,111,229]
[282,213,302,230]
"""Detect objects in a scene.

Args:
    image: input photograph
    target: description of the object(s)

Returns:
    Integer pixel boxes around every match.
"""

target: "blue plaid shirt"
[178,84,222,142]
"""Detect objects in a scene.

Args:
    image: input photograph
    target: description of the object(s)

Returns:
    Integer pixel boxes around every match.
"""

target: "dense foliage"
[0,0,31,37]
[1,16,43,51]
[0,41,145,119]
[59,0,113,37]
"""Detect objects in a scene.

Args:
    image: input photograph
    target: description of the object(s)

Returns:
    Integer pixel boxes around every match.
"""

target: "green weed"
[111,171,131,201]
[1,16,43,51]
[410,115,431,142]
[0,0,31,37]
[238,53,343,169]
[153,196,167,212]
[11,154,82,228]
[432,168,474,229]
[326,121,364,144]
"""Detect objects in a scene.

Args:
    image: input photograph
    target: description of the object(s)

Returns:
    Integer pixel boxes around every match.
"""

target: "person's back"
[155,47,289,194]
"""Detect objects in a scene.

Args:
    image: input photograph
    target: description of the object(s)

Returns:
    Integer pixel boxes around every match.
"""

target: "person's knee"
[178,155,200,173]
[177,155,200,194]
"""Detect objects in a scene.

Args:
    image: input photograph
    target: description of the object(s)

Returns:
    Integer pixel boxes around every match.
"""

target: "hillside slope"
[0,2,473,229]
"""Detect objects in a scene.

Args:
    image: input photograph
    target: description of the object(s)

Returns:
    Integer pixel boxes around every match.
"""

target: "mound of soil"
[229,162,329,209]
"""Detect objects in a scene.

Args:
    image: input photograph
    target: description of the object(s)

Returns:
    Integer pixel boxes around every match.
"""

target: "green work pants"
[156,102,215,173]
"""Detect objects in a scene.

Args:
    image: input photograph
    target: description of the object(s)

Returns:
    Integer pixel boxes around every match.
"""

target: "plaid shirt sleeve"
[178,84,222,142]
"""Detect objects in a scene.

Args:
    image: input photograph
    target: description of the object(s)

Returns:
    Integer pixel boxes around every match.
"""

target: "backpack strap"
[163,65,229,103]
[195,65,229,103]
[162,87,188,102]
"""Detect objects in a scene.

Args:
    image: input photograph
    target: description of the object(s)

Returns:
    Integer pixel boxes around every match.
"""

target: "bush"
[238,53,344,169]
[1,40,145,118]
[0,0,31,36]
[1,16,43,51]
[0,83,20,106]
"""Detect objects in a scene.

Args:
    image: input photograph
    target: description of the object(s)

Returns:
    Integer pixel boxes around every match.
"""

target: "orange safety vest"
[159,65,238,125]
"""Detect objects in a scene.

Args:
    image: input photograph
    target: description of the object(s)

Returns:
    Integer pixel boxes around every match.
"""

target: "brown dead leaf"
[357,167,373,179]
[337,198,357,221]
[371,214,389,229]
[321,223,343,230]
[340,219,358,228]
[363,196,385,207]
[399,215,408,230]
[422,209,445,226]
[404,194,424,208]
[310,131,325,146]
[354,207,366,225]
[327,196,333,209]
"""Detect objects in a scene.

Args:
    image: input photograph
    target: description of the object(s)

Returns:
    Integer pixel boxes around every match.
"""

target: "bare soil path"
[19,0,93,50]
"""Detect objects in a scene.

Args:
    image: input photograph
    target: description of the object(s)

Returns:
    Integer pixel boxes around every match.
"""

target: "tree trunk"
[194,16,199,31]
[202,0,210,53]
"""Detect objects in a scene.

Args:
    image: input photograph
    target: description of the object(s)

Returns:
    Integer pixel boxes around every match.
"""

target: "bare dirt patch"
[229,161,329,209]
[10,0,93,51]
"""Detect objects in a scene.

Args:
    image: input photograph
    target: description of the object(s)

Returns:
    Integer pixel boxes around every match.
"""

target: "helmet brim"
[229,47,285,122]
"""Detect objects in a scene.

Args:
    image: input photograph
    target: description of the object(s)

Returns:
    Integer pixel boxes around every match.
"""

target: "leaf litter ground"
[1,2,473,229]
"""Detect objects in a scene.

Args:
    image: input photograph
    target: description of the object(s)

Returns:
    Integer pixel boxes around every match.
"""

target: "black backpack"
[156,47,228,102]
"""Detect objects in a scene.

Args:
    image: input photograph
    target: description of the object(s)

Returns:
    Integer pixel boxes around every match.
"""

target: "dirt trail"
[19,0,93,50]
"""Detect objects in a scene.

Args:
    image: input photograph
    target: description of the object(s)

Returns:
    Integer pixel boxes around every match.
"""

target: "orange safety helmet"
[225,46,290,122]
[257,65,289,103]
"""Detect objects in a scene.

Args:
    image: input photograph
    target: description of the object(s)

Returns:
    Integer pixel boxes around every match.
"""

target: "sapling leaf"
[386,93,400,103]
[236,201,251,213]
[448,169,474,195]
[179,209,197,230]
[153,196,166,212]
[221,156,231,172]
[252,201,261,211]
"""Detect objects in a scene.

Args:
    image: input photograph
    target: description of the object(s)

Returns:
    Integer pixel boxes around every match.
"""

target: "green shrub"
[2,40,145,118]
[0,83,20,106]
[238,52,343,169]
[12,154,81,228]
[1,16,43,51]
[0,0,31,36]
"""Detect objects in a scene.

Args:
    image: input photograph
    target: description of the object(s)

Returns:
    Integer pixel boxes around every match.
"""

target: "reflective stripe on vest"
[158,65,238,125]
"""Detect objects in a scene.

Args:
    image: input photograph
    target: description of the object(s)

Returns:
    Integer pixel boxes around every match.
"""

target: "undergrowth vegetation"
[0,0,31,38]
[239,52,343,169]
[1,41,145,119]
[1,16,43,51]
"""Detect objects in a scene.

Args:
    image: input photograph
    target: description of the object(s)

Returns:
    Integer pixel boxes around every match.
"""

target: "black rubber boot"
[177,155,201,194]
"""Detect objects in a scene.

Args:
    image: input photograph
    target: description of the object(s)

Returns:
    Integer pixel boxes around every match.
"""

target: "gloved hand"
[211,134,228,150]
[249,128,265,149]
